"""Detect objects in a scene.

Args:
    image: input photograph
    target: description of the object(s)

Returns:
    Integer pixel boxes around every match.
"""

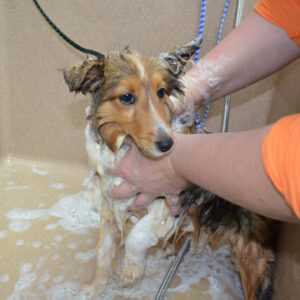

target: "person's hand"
[108,134,189,216]
[169,63,214,118]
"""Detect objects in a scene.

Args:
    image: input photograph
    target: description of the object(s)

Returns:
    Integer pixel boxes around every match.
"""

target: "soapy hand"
[108,135,189,216]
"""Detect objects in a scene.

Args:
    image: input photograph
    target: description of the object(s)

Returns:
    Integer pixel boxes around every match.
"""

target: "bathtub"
[1,0,300,299]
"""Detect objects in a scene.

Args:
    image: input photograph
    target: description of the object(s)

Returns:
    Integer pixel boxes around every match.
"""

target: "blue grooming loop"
[194,0,231,132]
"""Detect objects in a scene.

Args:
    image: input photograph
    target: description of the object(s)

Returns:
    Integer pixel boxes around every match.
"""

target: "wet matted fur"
[63,37,274,299]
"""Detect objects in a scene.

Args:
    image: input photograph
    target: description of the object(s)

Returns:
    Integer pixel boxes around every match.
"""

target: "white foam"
[45,281,81,300]
[52,275,64,284]
[6,208,48,232]
[32,241,42,248]
[20,262,32,274]
[13,263,36,295]
[96,243,243,300]
[32,165,49,176]
[15,240,25,246]
[54,234,63,242]
[50,183,68,190]
[4,185,30,191]
[36,256,47,270]
[3,172,243,300]
[75,249,96,263]
[44,223,58,231]
[48,191,100,234]
[1,274,10,283]
[0,230,7,238]
[9,220,33,232]
[6,191,99,234]
[85,237,95,245]
[7,209,47,221]
[51,254,60,261]
[40,272,50,283]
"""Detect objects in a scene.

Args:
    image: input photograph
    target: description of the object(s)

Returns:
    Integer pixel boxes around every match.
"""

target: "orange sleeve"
[262,114,300,218]
[255,0,300,47]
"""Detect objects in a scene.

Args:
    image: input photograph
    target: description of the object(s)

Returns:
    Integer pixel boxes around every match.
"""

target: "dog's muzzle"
[155,136,174,153]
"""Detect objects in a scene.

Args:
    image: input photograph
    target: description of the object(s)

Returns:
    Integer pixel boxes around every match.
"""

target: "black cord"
[32,0,105,59]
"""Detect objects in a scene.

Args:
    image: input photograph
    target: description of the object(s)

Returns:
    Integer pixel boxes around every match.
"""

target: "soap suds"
[6,191,99,234]
[96,243,243,300]
[50,183,68,190]
[1,274,10,283]
[4,185,30,191]
[32,165,49,176]
[182,55,233,108]
[16,240,25,246]
[75,249,96,263]
[32,241,42,248]
[2,165,243,300]
[0,230,8,238]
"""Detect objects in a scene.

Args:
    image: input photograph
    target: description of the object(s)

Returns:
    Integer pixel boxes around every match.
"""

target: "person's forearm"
[171,128,298,222]
[184,11,300,108]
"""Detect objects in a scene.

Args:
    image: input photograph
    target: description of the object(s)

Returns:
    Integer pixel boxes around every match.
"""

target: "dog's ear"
[63,58,105,94]
[159,37,202,77]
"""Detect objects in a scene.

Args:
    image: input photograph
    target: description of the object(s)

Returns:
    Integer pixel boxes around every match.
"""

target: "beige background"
[1,0,299,299]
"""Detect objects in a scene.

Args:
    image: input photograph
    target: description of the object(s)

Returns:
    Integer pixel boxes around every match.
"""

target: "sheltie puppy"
[63,37,274,300]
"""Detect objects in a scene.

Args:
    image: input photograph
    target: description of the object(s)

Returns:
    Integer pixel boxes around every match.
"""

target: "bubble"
[15,240,25,246]
[40,272,50,283]
[50,183,68,190]
[20,262,32,274]
[1,274,10,283]
[51,254,60,261]
[75,249,96,263]
[54,235,63,242]
[52,274,64,284]
[32,241,42,248]
[0,231,7,238]
[44,223,57,230]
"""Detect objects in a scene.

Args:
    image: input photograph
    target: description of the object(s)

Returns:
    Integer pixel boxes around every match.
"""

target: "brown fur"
[64,52,177,156]
[63,37,274,300]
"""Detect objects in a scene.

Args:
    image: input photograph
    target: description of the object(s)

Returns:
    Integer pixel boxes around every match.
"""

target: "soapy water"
[6,245,243,300]
[6,191,100,234]
[0,162,243,299]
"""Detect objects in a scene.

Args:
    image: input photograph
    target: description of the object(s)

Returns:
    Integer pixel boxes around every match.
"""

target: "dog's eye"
[119,93,136,105]
[157,88,166,99]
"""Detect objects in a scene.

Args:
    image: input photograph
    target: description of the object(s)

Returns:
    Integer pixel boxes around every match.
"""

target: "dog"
[63,37,275,300]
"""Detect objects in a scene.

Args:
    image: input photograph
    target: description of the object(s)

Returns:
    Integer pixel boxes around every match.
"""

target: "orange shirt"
[255,1,300,218]
[255,0,300,47]
[262,115,300,218]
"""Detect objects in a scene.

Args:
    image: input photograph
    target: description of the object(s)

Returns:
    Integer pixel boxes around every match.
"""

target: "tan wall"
[1,0,300,163]
[1,0,300,298]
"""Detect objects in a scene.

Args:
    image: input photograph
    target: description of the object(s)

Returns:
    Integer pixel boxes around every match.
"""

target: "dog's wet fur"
[63,38,274,299]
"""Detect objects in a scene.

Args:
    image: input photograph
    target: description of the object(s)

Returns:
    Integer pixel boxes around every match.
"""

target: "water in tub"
[0,159,243,299]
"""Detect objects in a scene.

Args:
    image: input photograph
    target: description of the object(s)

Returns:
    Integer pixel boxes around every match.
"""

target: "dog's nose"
[155,136,174,153]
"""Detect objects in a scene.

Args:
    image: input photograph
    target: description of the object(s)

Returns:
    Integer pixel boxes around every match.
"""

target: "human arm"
[108,7,300,222]
[174,11,300,114]
[109,126,298,223]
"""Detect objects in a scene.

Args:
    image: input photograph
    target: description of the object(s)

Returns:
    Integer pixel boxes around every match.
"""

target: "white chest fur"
[81,107,191,297]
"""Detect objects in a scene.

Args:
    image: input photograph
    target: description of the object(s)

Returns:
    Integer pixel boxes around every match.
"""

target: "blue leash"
[194,0,231,132]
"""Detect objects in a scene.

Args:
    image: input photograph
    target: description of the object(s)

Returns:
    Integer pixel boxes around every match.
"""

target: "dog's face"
[63,38,201,157]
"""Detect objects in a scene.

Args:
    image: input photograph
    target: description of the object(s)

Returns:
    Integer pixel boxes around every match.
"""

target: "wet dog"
[63,37,274,299]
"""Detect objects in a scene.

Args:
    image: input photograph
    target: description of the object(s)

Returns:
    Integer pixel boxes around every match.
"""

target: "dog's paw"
[79,283,104,300]
[120,263,143,286]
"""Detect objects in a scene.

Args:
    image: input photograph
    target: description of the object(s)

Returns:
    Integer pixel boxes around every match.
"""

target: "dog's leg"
[120,199,177,285]
[80,200,117,299]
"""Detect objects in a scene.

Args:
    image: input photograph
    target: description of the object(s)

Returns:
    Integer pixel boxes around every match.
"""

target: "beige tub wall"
[1,0,239,164]
[2,0,300,165]
[1,0,300,299]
